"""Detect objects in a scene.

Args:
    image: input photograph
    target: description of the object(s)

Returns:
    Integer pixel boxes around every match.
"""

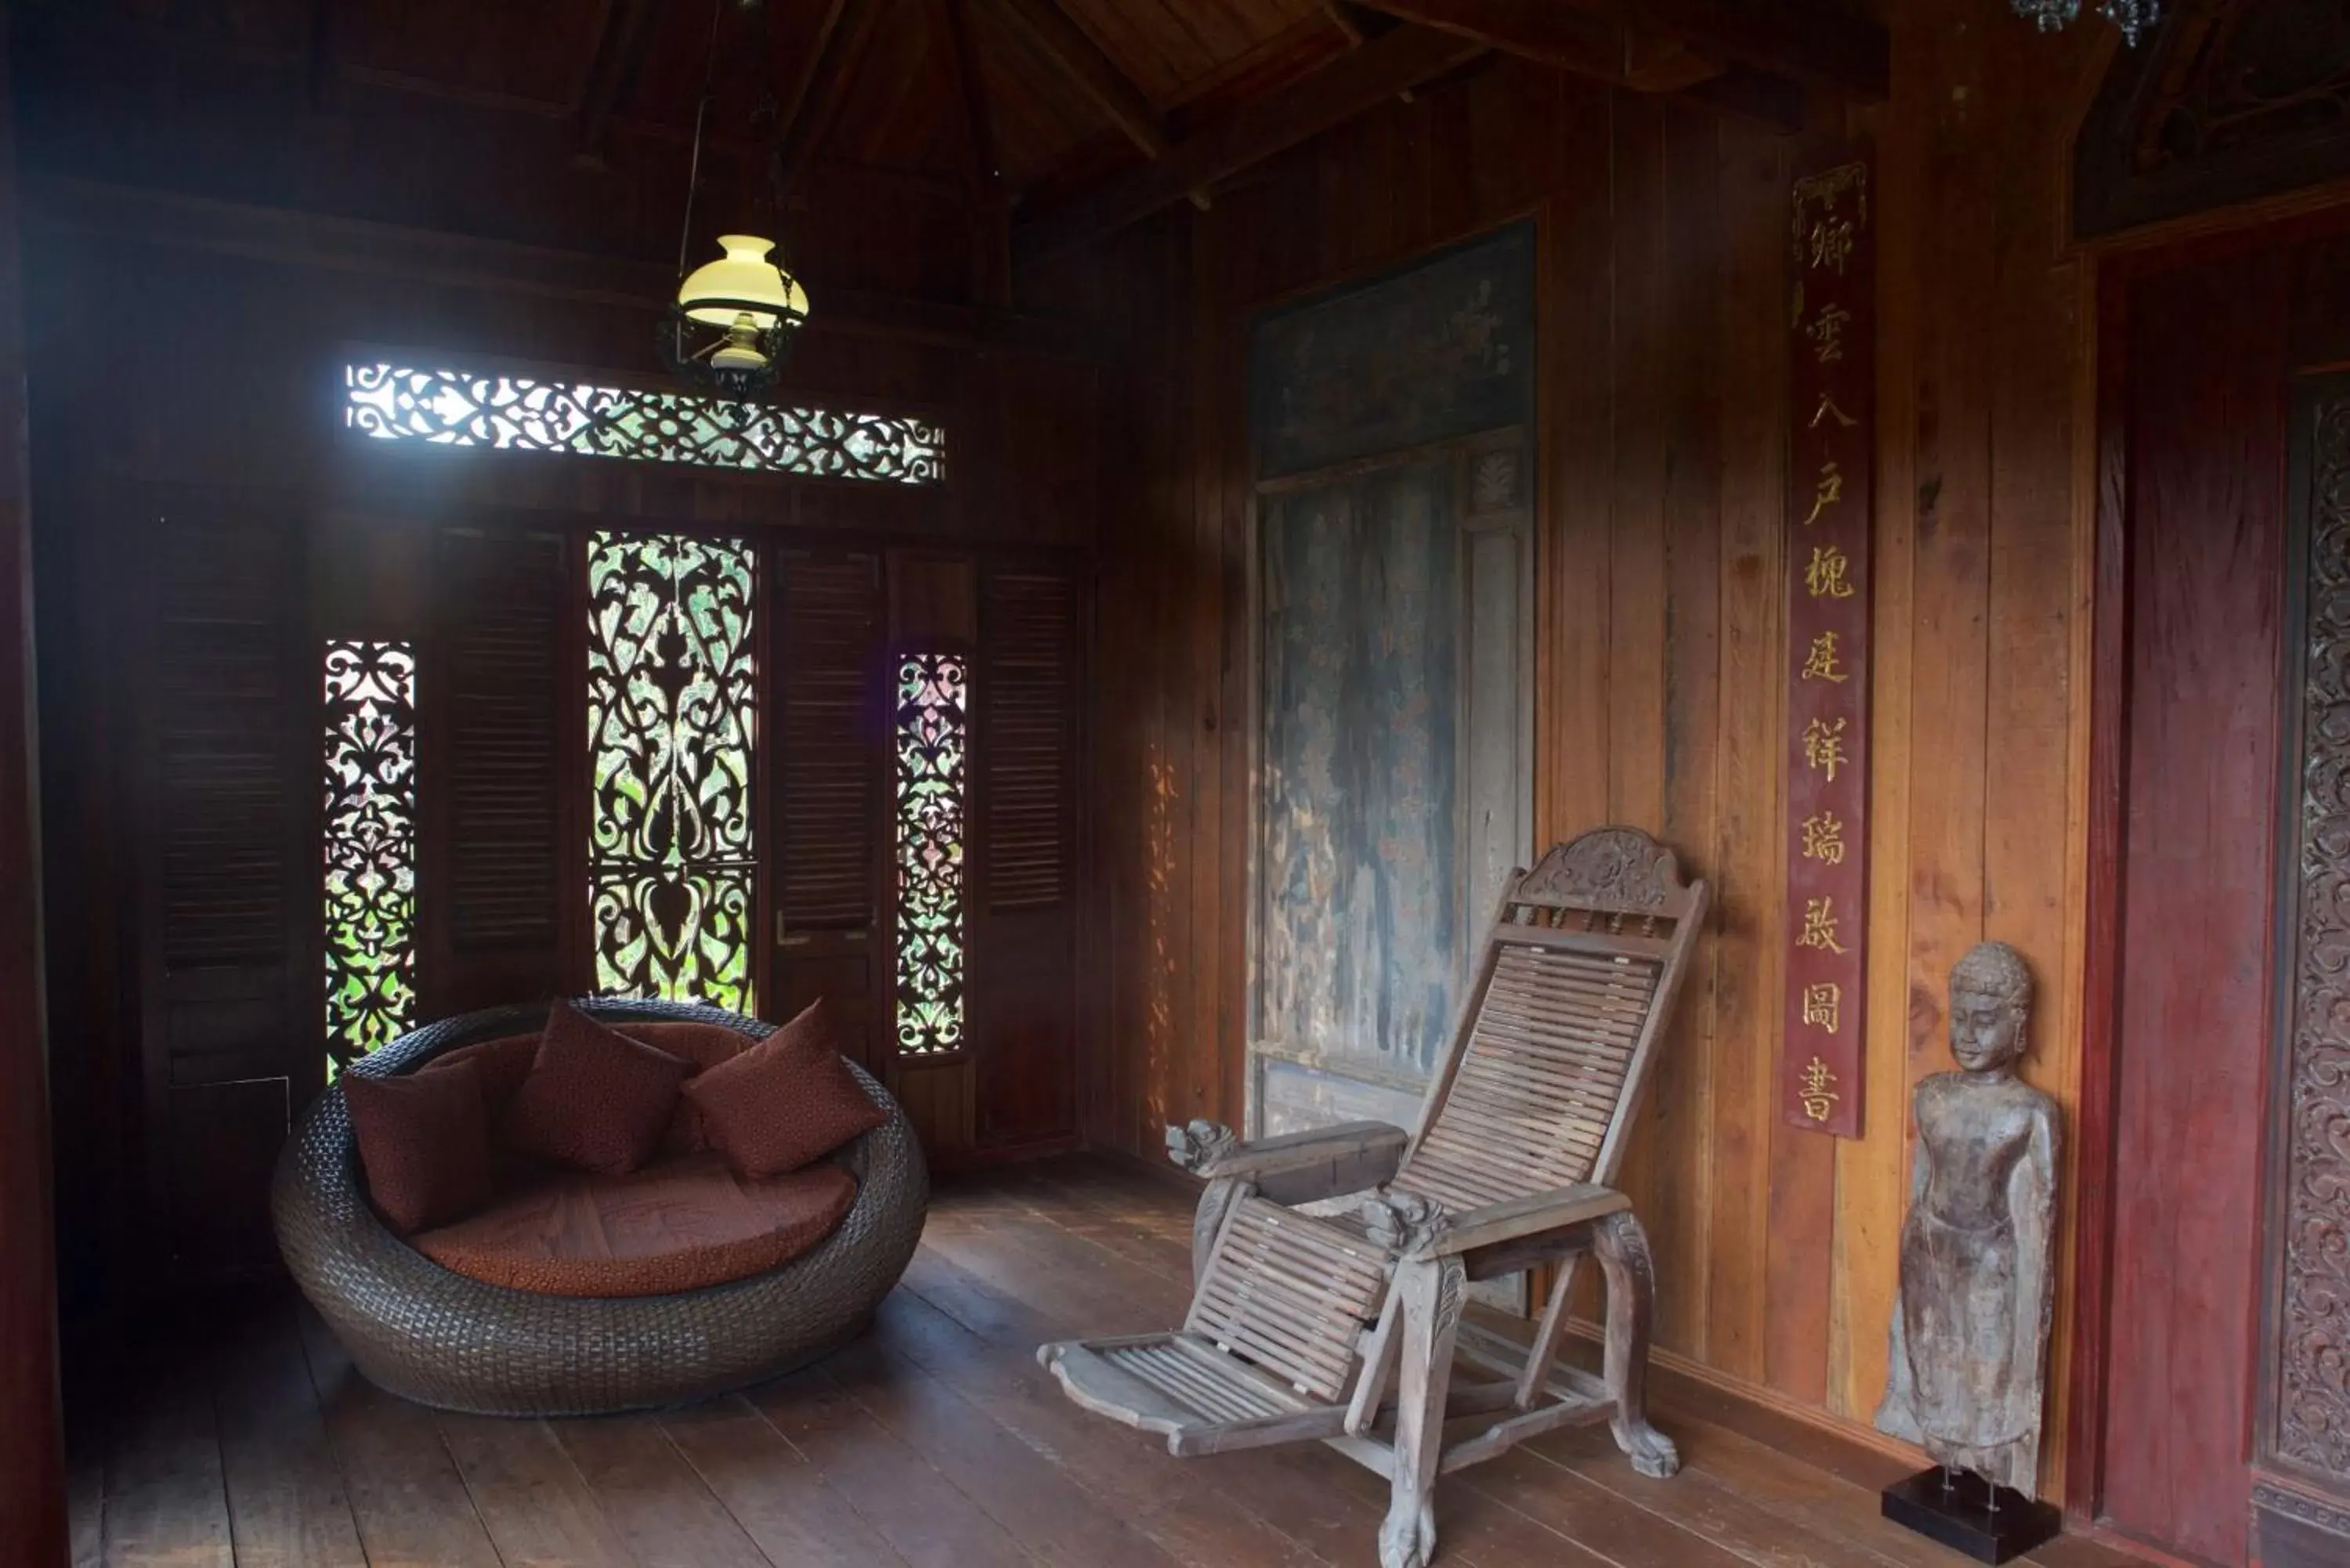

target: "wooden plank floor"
[67,1154,2150,1568]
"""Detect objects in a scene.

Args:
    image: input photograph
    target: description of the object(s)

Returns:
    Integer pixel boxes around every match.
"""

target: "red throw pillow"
[682,1000,886,1179]
[502,1000,692,1176]
[342,1057,493,1237]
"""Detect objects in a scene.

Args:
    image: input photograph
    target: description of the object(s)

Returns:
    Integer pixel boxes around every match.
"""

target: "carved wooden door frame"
[1237,219,1539,1153]
[2251,371,2350,1562]
[2074,211,2350,1563]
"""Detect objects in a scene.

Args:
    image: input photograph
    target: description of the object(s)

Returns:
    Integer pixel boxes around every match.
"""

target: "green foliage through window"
[895,652,967,1054]
[324,640,417,1074]
[588,531,758,1012]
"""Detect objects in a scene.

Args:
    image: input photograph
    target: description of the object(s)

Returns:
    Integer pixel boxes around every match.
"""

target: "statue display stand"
[1875,942,2063,1564]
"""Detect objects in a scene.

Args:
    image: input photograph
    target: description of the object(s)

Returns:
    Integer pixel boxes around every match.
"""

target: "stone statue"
[1875,941,2062,1498]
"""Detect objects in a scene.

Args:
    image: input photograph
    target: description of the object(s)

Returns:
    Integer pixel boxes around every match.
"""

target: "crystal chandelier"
[2012,0,2162,47]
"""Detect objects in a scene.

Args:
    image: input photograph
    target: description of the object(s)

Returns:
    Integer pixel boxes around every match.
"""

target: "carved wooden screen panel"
[422,527,576,1015]
[321,639,416,1071]
[2263,378,2350,1562]
[140,502,307,1275]
[894,650,969,1056]
[773,548,888,1070]
[586,530,757,1012]
[973,560,1083,1147]
[1248,222,1536,1141]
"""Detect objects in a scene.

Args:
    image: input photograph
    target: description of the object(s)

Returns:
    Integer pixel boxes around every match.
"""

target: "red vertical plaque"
[1781,146,1873,1140]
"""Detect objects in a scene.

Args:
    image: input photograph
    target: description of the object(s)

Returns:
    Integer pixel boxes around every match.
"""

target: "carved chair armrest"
[1401,1183,1631,1261]
[1166,1118,1409,1187]
[1167,1121,1412,1286]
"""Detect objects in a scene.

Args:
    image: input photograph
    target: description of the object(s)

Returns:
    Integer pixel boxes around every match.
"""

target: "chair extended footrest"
[1036,1332,1351,1456]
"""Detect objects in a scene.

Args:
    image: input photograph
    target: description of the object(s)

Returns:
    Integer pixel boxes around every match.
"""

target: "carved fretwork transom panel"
[2077,0,2350,237]
[345,362,945,486]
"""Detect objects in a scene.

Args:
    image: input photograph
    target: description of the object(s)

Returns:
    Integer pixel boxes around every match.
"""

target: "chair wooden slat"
[1392,941,1664,1209]
[1182,1197,1387,1402]
[1108,1341,1285,1422]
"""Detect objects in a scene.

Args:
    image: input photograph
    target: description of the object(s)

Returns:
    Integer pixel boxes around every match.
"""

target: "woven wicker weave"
[272,999,928,1417]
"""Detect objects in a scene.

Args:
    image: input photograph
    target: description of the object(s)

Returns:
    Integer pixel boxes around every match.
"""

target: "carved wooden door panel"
[1246,224,1535,1142]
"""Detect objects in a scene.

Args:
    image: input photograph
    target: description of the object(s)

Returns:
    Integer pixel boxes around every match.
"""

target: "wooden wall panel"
[0,13,70,1558]
[1074,1,2106,1490]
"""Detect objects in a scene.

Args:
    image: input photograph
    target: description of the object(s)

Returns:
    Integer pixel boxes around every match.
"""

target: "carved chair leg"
[1380,1255,1466,1568]
[1593,1210,1679,1479]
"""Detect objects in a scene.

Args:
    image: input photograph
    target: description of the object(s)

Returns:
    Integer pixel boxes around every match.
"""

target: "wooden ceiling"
[9,0,1886,305]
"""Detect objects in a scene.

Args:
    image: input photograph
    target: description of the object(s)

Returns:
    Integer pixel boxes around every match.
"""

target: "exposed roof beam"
[941,0,1005,199]
[1350,0,1885,103]
[980,0,1169,161]
[775,0,853,153]
[1320,1,1368,45]
[1014,22,1486,266]
[570,0,657,170]
[26,177,1096,359]
[1680,67,1806,132]
[941,0,1014,306]
[773,0,891,204]
[1611,0,1885,100]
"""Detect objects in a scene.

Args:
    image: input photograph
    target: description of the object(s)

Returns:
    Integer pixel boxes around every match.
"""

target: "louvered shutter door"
[139,503,306,1276]
[972,559,1083,1146]
[422,526,577,1013]
[774,547,888,1069]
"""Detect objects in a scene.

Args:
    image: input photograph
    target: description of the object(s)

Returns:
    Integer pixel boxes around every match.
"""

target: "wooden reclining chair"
[1039,827,1708,1568]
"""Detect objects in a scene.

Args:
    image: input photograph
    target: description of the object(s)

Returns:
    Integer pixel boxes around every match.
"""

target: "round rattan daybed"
[272,998,928,1417]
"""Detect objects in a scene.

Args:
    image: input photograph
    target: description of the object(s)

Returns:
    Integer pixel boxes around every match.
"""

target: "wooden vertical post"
[1379,1255,1465,1568]
[0,8,69,1563]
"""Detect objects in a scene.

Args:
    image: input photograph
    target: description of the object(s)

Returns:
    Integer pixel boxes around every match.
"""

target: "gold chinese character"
[1801,460,1845,526]
[1805,543,1856,600]
[1807,302,1852,364]
[1800,984,1841,1036]
[1810,393,1859,429]
[1802,717,1848,782]
[1801,630,1849,685]
[1799,1054,1841,1121]
[1800,810,1846,865]
[1808,216,1855,275]
[1798,895,1849,955]
[1792,163,1868,269]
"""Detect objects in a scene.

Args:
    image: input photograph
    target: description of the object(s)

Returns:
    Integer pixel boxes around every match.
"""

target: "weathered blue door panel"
[1259,462,1460,1083]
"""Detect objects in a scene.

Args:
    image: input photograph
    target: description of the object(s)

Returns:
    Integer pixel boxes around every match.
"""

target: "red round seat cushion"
[410,1150,858,1298]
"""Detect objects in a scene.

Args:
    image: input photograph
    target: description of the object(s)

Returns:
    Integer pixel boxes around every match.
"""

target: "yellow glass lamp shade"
[677,235,811,330]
